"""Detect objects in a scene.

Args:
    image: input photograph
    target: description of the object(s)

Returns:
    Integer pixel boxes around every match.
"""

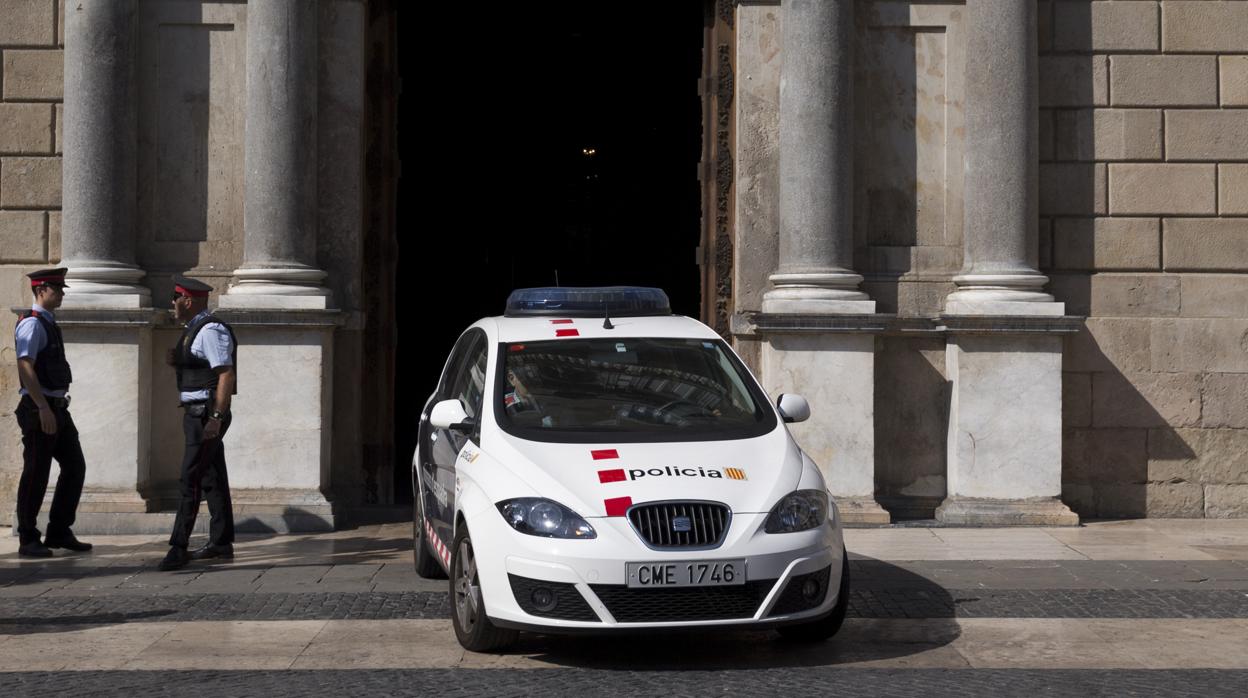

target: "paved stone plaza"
[2,520,1247,695]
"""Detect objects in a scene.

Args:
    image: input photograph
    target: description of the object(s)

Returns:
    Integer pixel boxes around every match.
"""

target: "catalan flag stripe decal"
[726,468,747,480]
[604,496,632,517]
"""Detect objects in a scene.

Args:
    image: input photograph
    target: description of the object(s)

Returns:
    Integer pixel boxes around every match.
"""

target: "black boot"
[158,546,190,571]
[190,542,234,561]
[45,531,93,552]
[18,541,53,558]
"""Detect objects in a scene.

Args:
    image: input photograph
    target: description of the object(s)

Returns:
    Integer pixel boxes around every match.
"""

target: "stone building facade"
[0,0,1244,529]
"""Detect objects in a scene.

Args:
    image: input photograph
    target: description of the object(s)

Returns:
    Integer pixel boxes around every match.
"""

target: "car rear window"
[495,337,777,443]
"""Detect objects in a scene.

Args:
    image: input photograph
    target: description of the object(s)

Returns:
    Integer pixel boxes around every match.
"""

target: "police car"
[412,287,848,651]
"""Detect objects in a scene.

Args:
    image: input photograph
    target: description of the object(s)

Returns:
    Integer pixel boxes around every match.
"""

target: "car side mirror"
[430,399,474,433]
[776,393,810,423]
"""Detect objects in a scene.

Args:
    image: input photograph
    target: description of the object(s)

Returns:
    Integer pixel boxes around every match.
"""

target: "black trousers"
[168,407,234,549]
[14,396,86,545]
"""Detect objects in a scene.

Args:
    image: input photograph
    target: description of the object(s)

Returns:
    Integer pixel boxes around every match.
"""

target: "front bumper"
[471,511,845,631]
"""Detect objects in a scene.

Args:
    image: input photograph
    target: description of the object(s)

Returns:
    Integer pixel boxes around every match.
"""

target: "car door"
[421,330,488,553]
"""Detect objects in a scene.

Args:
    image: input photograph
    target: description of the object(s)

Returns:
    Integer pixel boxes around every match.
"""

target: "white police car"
[412,287,848,651]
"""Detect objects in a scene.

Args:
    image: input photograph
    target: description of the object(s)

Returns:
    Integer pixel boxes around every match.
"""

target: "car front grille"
[590,580,777,622]
[627,501,731,550]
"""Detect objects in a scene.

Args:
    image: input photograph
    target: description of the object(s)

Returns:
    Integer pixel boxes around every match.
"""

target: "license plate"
[626,559,746,588]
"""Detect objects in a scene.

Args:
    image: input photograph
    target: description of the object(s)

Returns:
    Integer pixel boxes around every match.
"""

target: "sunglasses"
[171,293,192,302]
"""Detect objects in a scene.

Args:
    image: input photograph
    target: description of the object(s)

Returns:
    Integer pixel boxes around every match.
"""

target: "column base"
[222,266,334,309]
[935,496,1079,526]
[61,263,152,308]
[762,271,874,314]
[836,496,892,525]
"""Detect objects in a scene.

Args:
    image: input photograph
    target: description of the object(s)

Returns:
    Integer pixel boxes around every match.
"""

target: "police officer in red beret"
[13,268,92,557]
[159,275,238,571]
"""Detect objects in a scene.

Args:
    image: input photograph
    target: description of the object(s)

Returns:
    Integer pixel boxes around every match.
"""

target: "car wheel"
[450,524,518,652]
[412,470,447,579]
[775,551,851,642]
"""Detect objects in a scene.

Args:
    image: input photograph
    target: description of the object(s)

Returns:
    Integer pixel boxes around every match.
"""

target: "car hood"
[485,426,803,517]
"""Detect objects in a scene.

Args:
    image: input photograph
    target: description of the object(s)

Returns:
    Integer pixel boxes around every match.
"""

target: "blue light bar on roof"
[504,287,672,318]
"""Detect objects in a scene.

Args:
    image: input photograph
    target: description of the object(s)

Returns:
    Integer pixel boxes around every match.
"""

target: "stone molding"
[746,312,1083,337]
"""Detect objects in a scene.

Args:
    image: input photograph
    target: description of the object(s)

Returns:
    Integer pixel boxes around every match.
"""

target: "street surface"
[2,520,1247,696]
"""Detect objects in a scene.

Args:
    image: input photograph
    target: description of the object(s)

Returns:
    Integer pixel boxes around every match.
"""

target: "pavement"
[2,519,1247,696]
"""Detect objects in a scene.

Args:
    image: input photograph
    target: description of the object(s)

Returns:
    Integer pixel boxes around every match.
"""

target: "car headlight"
[497,498,597,539]
[764,489,830,533]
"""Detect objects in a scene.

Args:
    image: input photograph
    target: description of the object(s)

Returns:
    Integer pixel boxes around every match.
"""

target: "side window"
[438,332,477,399]
[450,334,488,421]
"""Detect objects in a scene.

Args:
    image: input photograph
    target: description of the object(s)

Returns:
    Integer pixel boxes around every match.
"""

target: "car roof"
[482,314,723,344]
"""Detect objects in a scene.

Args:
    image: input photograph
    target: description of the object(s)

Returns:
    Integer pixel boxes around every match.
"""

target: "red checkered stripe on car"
[592,448,632,516]
[551,318,579,337]
[424,517,451,567]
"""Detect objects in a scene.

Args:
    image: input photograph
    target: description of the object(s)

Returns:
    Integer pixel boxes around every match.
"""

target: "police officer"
[14,268,92,557]
[159,276,238,571]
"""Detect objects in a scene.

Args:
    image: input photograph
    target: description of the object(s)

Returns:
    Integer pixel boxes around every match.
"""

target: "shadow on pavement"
[505,553,960,669]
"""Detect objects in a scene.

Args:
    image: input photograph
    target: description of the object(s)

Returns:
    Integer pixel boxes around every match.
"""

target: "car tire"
[450,524,518,652]
[775,551,851,643]
[413,468,447,579]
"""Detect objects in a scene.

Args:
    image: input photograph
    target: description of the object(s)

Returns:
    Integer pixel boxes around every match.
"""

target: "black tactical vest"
[16,311,72,392]
[175,313,238,394]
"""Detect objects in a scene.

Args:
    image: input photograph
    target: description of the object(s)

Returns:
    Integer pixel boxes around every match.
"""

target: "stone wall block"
[1039,109,1055,161]
[1146,482,1204,517]
[1088,273,1179,317]
[0,156,61,207]
[1091,371,1200,428]
[0,210,46,262]
[0,103,53,154]
[1222,56,1248,107]
[1149,428,1248,485]
[1048,272,1092,315]
[1063,427,1148,484]
[1110,55,1217,107]
[0,0,56,46]
[1,49,63,100]
[1219,164,1248,215]
[53,103,62,155]
[1054,1,1158,52]
[1053,218,1160,271]
[1166,110,1248,161]
[1202,373,1248,429]
[1038,0,1053,52]
[1041,163,1106,215]
[1205,485,1248,518]
[1163,1,1248,52]
[1065,317,1152,373]
[1055,109,1162,162]
[1109,164,1216,216]
[1163,218,1248,271]
[1040,55,1108,107]
[1150,318,1248,373]
[1181,274,1248,318]
[1063,371,1092,428]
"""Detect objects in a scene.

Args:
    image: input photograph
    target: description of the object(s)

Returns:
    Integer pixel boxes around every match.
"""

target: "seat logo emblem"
[672,516,692,532]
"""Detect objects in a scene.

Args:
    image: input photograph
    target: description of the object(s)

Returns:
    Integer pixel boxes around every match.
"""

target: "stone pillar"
[937,0,1076,526]
[762,0,871,314]
[60,0,149,308]
[45,1,158,526]
[221,0,332,309]
[945,0,1055,315]
[757,0,885,523]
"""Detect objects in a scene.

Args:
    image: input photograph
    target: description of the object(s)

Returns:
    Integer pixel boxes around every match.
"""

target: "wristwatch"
[209,409,225,421]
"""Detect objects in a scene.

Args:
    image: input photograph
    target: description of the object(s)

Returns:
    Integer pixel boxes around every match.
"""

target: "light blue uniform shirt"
[15,304,67,398]
[180,309,235,403]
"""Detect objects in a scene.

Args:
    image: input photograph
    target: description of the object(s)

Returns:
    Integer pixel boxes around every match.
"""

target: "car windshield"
[495,337,776,442]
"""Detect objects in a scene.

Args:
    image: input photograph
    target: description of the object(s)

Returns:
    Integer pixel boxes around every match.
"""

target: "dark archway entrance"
[390,3,709,502]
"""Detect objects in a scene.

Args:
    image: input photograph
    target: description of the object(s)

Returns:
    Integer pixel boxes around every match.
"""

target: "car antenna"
[554,269,560,287]
[602,301,614,330]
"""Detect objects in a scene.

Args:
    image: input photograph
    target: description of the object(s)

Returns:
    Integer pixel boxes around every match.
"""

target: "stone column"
[222,0,332,309]
[937,0,1076,526]
[60,0,149,308]
[944,0,1055,315]
[762,0,872,314]
[756,0,884,523]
